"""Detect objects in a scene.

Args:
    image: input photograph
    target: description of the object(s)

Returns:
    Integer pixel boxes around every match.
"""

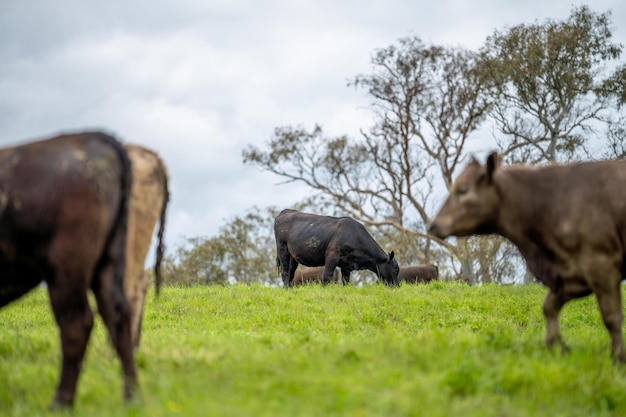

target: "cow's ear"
[388,251,395,262]
[486,152,500,183]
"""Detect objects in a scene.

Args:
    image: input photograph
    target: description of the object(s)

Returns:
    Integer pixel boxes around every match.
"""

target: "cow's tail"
[153,155,170,297]
[93,132,133,309]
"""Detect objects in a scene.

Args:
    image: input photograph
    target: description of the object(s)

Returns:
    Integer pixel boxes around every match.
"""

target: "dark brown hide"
[274,209,399,287]
[398,264,439,283]
[0,131,136,407]
[291,266,341,285]
[429,152,626,362]
[124,144,169,350]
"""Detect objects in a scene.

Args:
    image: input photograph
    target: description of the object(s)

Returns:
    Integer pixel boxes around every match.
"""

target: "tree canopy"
[479,5,624,163]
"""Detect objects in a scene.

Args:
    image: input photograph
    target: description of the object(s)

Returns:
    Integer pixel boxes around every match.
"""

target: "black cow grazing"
[274,209,400,287]
[430,152,626,362]
[0,131,136,407]
[398,264,439,284]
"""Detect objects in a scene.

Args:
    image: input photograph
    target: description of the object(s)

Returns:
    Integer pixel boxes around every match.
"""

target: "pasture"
[1,282,626,416]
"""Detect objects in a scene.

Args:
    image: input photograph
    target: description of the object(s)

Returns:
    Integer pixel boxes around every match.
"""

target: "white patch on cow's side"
[72,149,88,161]
[305,236,321,249]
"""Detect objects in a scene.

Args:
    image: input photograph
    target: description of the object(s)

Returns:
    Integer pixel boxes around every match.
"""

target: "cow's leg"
[93,261,138,402]
[45,211,105,408]
[322,254,339,285]
[125,268,144,350]
[134,277,148,350]
[542,289,569,353]
[340,269,350,286]
[92,224,138,402]
[594,284,624,362]
[47,283,94,408]
[580,260,624,362]
[277,244,297,287]
[278,254,298,288]
[286,257,299,287]
[133,271,150,350]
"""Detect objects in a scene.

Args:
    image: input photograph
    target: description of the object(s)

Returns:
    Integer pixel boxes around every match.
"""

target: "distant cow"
[429,152,626,362]
[0,132,136,406]
[274,209,400,287]
[291,266,342,285]
[124,144,169,350]
[399,264,439,283]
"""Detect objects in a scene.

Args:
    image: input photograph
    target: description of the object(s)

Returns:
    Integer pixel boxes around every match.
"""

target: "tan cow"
[291,266,342,285]
[398,264,439,283]
[124,144,169,349]
[429,152,626,362]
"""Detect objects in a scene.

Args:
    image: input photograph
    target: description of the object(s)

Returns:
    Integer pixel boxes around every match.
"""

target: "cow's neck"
[345,246,387,273]
[493,168,562,287]
[494,168,546,242]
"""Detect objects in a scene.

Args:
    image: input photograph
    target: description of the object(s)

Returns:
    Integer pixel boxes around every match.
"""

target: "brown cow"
[291,266,342,285]
[0,131,136,407]
[124,144,169,350]
[399,264,439,283]
[429,152,626,362]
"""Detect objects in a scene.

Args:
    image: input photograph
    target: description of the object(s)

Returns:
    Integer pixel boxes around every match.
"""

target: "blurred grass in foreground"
[1,282,625,417]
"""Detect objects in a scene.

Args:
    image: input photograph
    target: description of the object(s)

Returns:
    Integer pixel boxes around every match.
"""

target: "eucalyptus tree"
[244,36,512,283]
[162,207,280,286]
[477,6,626,283]
[479,5,625,164]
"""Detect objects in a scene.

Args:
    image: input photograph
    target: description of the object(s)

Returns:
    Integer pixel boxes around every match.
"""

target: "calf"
[0,131,136,407]
[274,209,399,287]
[124,144,169,350]
[291,266,342,285]
[399,264,439,284]
[429,152,626,362]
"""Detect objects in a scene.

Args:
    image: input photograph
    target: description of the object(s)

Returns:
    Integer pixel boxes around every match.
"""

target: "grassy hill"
[1,282,625,416]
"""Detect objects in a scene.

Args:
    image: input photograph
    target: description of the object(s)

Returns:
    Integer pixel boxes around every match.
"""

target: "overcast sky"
[1,1,625,258]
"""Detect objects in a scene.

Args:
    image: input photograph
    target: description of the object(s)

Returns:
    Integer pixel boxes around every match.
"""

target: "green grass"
[2,282,626,416]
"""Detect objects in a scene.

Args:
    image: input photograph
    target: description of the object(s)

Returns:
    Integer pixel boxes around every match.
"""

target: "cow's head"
[378,251,400,286]
[428,152,501,239]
